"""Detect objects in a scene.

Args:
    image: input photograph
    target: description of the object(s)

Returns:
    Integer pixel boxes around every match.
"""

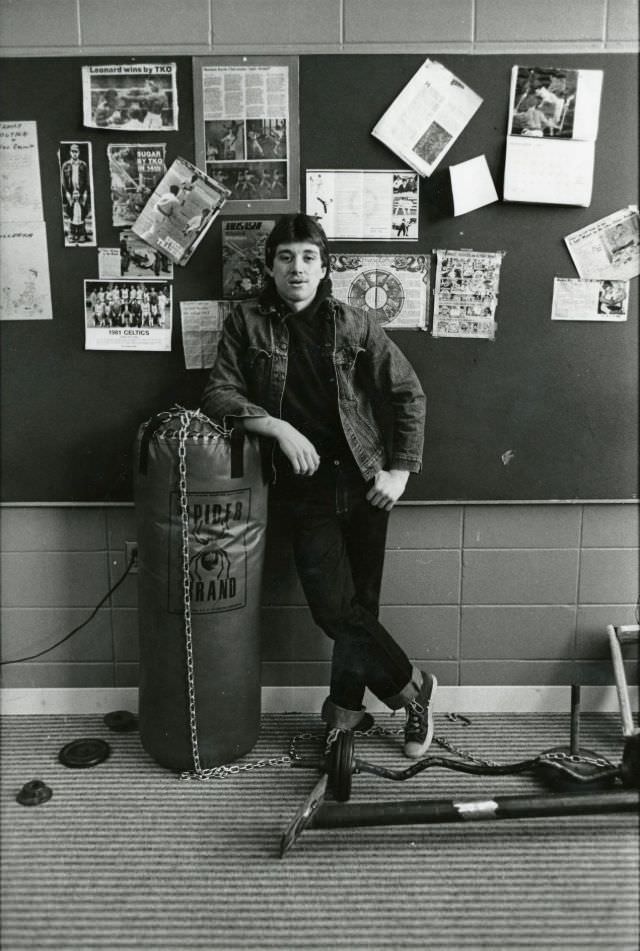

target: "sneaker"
[404,672,438,759]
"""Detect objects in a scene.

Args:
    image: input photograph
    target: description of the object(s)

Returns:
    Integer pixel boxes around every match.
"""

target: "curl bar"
[280,732,639,857]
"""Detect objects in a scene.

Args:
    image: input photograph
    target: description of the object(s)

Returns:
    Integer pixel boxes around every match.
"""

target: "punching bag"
[134,407,268,772]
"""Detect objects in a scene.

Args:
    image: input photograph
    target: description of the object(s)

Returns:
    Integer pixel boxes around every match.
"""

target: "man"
[201,214,436,759]
[60,143,90,243]
[140,184,181,244]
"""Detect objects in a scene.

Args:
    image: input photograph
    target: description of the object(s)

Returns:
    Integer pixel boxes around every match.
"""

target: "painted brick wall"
[0,0,638,55]
[1,504,638,688]
[0,1,638,694]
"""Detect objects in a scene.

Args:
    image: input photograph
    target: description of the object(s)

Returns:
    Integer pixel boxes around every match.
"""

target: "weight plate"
[59,738,111,769]
[331,731,354,803]
[16,779,53,806]
[103,710,138,732]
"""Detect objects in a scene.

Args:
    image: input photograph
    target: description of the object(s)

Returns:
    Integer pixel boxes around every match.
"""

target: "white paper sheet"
[371,59,482,178]
[0,221,52,321]
[0,121,44,221]
[503,136,596,207]
[564,206,640,281]
[551,277,629,322]
[449,155,498,217]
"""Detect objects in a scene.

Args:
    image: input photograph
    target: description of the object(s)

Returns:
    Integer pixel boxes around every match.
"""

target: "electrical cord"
[1,553,137,666]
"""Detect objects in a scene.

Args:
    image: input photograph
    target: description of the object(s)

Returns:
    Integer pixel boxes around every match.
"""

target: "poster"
[84,279,172,351]
[194,56,299,213]
[432,249,504,339]
[82,63,178,130]
[132,156,229,266]
[329,253,429,329]
[371,59,482,178]
[58,141,96,247]
[306,170,419,240]
[107,144,166,227]
[222,219,273,299]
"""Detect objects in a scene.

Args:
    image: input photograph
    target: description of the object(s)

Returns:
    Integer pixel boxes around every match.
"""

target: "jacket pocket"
[334,345,365,400]
[243,346,272,391]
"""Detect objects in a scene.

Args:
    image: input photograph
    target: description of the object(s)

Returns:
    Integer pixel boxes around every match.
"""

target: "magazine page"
[108,144,166,227]
[371,59,482,178]
[306,170,418,240]
[132,156,229,266]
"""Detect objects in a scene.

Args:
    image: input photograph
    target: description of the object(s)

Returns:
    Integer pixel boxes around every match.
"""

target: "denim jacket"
[201,293,426,481]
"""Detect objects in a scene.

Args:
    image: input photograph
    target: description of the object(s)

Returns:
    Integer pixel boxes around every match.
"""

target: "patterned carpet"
[1,712,638,950]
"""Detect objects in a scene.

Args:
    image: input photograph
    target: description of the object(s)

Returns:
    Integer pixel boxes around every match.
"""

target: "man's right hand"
[240,416,320,476]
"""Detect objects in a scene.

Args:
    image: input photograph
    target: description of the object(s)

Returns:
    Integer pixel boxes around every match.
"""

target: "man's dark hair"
[265,214,330,271]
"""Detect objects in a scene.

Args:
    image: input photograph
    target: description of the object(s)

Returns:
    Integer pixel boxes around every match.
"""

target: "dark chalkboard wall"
[0,54,637,502]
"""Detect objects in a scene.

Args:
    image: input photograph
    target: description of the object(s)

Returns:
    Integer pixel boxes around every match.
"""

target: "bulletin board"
[0,54,637,502]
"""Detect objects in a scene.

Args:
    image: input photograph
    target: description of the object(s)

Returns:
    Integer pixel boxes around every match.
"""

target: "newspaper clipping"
[82,63,178,131]
[551,278,629,322]
[201,64,289,201]
[180,300,232,369]
[306,170,419,240]
[371,59,482,178]
[98,230,174,280]
[329,254,430,329]
[222,219,274,299]
[58,141,96,247]
[108,144,166,227]
[132,156,229,266]
[432,249,504,340]
[564,206,640,282]
[84,279,172,351]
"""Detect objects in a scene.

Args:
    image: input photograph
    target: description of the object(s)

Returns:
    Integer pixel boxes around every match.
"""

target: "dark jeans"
[271,458,416,720]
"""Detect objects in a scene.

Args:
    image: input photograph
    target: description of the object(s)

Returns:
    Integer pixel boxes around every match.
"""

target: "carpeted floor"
[1,712,638,950]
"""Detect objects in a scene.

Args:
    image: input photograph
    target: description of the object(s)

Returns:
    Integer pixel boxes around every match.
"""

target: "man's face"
[70,147,80,160]
[267,241,326,312]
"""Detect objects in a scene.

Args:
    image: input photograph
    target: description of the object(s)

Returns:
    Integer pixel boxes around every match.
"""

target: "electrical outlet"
[125,541,139,573]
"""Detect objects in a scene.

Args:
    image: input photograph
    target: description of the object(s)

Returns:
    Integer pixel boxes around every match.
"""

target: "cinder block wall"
[1,0,638,694]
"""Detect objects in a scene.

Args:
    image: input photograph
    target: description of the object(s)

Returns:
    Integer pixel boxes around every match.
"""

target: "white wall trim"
[2,685,636,716]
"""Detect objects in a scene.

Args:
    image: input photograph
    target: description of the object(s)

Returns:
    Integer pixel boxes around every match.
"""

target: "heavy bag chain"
[176,407,297,781]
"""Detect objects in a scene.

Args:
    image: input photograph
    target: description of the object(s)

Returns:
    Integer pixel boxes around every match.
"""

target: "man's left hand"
[366,469,410,511]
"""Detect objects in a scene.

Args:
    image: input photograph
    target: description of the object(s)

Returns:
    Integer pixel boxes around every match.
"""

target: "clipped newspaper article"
[98,230,174,280]
[432,249,504,340]
[132,157,230,266]
[504,65,603,206]
[551,277,629,322]
[180,300,233,369]
[306,170,419,240]
[329,253,430,329]
[222,219,273,299]
[564,206,640,282]
[108,144,166,227]
[371,60,482,178]
[84,279,172,351]
[82,63,178,130]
